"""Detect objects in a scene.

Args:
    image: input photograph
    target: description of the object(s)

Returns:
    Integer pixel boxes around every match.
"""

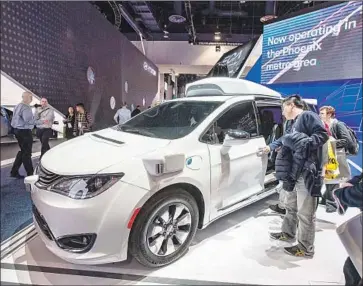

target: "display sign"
[207,38,258,78]
[261,1,362,84]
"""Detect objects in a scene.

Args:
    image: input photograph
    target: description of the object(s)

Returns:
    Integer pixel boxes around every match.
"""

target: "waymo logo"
[143,62,157,76]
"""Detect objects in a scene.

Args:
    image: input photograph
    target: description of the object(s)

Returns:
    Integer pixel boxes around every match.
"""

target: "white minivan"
[25,78,303,267]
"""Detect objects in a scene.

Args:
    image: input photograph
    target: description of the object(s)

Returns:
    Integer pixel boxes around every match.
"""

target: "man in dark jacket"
[269,95,329,258]
[333,173,363,286]
[131,105,141,117]
[262,102,310,215]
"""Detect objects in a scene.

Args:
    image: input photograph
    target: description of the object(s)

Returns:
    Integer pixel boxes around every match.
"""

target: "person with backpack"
[319,106,357,211]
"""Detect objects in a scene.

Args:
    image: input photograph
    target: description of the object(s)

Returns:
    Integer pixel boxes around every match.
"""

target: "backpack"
[345,125,359,155]
[333,121,359,155]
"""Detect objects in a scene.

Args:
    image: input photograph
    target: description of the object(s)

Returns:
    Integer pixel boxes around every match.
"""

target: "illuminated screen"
[261,1,362,84]
[208,38,258,78]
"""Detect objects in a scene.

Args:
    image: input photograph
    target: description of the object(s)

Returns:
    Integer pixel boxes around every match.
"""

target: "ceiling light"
[240,1,246,3]
[163,30,169,34]
[169,15,186,23]
[303,0,312,4]
[163,34,169,38]
[214,31,221,41]
[260,15,277,23]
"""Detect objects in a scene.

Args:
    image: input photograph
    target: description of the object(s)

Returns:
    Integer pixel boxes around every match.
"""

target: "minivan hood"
[41,128,170,175]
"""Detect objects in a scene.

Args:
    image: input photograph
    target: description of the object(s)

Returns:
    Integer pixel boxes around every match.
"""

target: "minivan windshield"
[113,100,222,139]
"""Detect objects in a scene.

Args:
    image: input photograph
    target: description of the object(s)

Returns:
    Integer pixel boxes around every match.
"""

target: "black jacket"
[333,173,363,214]
[330,120,353,150]
[275,132,310,192]
[275,111,329,195]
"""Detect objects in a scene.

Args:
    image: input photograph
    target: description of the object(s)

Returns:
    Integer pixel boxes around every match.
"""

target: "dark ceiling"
[91,1,330,45]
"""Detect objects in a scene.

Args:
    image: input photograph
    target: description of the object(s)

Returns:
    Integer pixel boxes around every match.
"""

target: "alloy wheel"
[146,203,192,257]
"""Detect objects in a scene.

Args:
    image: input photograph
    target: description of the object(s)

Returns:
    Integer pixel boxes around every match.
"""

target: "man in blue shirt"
[10,92,46,178]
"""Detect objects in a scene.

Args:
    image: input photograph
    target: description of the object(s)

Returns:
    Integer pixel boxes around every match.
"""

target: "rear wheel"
[129,188,199,267]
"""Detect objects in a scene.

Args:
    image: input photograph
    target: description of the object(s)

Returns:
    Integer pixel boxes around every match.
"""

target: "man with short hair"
[73,103,93,136]
[131,105,141,117]
[34,97,55,158]
[269,95,328,258]
[114,102,131,125]
[10,92,45,178]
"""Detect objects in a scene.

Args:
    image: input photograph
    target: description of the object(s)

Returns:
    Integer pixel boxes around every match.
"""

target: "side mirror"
[227,129,250,140]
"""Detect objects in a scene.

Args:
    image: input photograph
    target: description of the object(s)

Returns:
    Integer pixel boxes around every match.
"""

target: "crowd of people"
[9,93,146,179]
[258,95,361,285]
[9,91,93,178]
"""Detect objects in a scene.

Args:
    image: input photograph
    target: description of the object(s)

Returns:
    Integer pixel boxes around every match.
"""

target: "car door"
[202,100,268,211]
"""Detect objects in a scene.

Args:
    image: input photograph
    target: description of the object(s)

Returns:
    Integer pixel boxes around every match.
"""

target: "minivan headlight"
[50,174,124,199]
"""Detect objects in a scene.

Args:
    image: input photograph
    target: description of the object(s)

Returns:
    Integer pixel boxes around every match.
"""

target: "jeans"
[322,184,338,210]
[282,176,319,254]
[36,128,52,158]
[278,188,287,209]
[11,129,34,176]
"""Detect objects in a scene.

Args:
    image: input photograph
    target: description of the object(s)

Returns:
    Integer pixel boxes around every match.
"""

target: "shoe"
[10,173,24,179]
[326,200,337,213]
[326,206,337,213]
[269,204,286,215]
[284,245,314,258]
[270,232,295,242]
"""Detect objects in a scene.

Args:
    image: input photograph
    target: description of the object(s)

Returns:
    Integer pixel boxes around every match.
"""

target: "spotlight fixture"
[303,0,312,4]
[260,15,277,23]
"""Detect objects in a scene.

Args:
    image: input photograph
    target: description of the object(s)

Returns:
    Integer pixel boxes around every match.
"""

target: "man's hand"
[258,146,271,154]
[339,182,353,188]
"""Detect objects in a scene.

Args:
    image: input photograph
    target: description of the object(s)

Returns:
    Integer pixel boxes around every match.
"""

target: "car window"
[202,101,258,144]
[307,103,318,113]
[257,106,283,144]
[113,101,222,140]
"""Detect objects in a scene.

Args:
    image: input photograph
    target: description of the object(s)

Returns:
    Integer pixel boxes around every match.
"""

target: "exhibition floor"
[1,198,359,285]
[0,141,361,285]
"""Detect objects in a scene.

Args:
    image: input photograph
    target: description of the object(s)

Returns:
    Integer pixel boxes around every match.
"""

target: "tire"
[129,188,199,268]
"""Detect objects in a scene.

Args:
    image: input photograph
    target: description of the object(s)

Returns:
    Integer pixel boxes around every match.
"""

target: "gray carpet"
[1,139,64,242]
[0,158,38,242]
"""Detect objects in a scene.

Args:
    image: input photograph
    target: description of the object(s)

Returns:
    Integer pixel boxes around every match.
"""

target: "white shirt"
[114,107,131,125]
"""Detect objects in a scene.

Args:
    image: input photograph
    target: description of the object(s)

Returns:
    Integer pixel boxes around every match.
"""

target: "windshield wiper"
[121,128,155,137]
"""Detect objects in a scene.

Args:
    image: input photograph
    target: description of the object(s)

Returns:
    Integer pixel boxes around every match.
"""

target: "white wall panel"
[1,71,65,134]
[132,41,235,67]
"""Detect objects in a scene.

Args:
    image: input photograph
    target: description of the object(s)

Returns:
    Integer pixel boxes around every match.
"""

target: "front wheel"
[129,188,199,268]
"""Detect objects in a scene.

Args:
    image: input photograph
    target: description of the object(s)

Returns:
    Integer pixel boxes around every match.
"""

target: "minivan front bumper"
[28,178,150,265]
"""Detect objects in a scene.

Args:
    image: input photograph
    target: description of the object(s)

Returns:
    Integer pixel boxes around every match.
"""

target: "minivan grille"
[35,164,62,188]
